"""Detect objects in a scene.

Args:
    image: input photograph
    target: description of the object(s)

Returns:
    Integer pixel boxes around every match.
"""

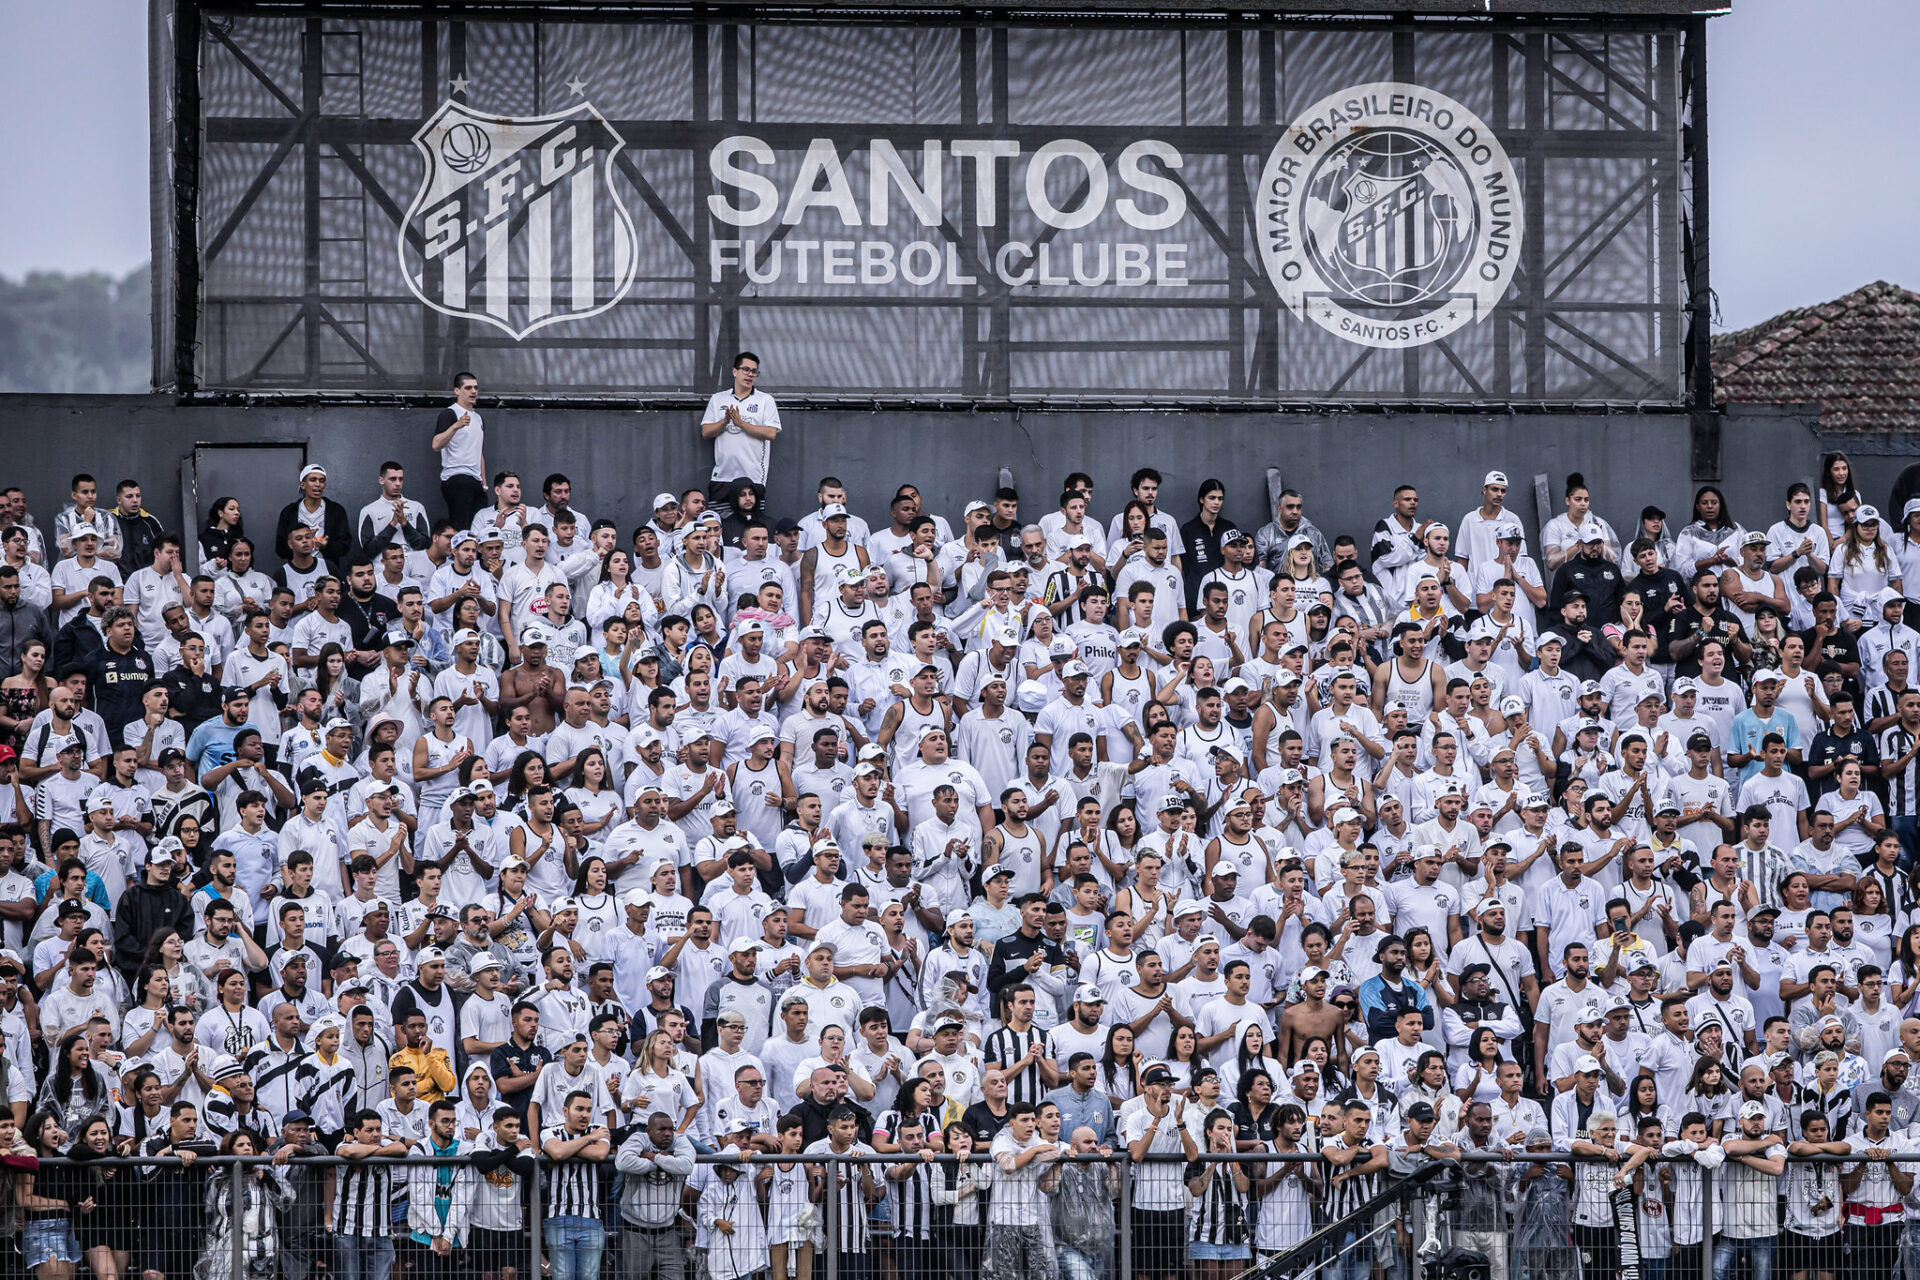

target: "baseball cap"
[469,955,504,975]
[1737,1099,1768,1121]
[1858,504,1884,525]
[1403,1101,1437,1123]
[1222,527,1251,545]
[450,628,482,647]
[416,947,447,966]
[1483,470,1509,487]
[1141,1065,1175,1087]
[1171,899,1205,919]
[727,937,763,956]
[519,624,550,648]
[1061,660,1090,679]
[1209,860,1240,878]
[820,502,850,519]
[1573,1054,1603,1075]
[299,464,327,481]
[645,965,674,982]
[1074,983,1105,1004]
[1575,1005,1605,1025]
[1499,695,1526,716]
[383,628,413,649]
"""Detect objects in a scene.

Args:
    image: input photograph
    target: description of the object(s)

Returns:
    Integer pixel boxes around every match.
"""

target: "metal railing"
[2,1146,1907,1280]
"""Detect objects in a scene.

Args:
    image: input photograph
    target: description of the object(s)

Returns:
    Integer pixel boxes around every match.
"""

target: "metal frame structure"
[158,1,1715,411]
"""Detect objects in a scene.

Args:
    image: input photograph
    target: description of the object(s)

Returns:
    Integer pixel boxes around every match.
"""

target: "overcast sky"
[0,0,1911,334]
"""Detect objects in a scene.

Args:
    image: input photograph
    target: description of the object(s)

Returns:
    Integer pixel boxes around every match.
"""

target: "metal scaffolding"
[161,2,1705,409]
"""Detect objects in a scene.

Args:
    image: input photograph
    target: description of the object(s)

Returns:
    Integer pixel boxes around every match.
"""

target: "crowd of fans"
[0,357,1916,1280]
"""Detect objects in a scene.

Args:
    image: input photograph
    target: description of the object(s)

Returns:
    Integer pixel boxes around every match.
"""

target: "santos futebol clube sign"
[400,82,1520,350]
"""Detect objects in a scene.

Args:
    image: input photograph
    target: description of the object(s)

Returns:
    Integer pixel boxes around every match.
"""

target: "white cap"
[820,502,850,519]
[1210,860,1240,877]
[1752,667,1784,684]
[469,955,504,974]
[451,628,482,647]
[1483,470,1509,487]
[1329,806,1362,825]
[651,492,678,510]
[1048,637,1075,657]
[1172,899,1205,919]
[299,463,328,481]
[1499,695,1526,716]
[1573,1054,1603,1074]
[69,522,101,541]
[1858,504,1883,525]
[734,619,765,637]
[991,624,1020,647]
[1117,628,1146,647]
[1737,1099,1768,1121]
[839,564,867,586]
[727,937,763,956]
[519,624,550,647]
[416,947,447,965]
[1061,660,1090,679]
[1074,983,1105,1003]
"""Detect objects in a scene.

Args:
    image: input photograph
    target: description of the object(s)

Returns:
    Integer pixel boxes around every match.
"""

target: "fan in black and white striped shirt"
[983,985,1048,1106]
[1322,1101,1387,1229]
[333,1110,404,1237]
[1880,706,1920,818]
[540,1091,612,1220]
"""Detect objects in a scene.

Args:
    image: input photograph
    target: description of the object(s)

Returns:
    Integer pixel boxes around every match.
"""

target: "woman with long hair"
[1672,485,1746,582]
[0,639,53,746]
[198,1129,294,1280]
[119,964,174,1060]
[1820,451,1861,544]
[1853,876,1901,973]
[1160,1023,1201,1092]
[35,1033,109,1134]
[302,644,364,742]
[568,856,620,945]
[198,496,245,571]
[1818,758,1887,859]
[587,546,659,646]
[931,1124,988,1280]
[873,1078,940,1155]
[1624,1073,1675,1139]
[1892,920,1920,1012]
[1831,505,1903,619]
[1299,1033,1352,1095]
[504,749,549,810]
[1096,1023,1141,1107]
[625,1029,701,1136]
[561,747,619,852]
[196,966,270,1059]
[140,927,202,1012]
[1681,1055,1736,1138]
[110,1068,168,1151]
[17,1108,81,1280]
[1453,1027,1507,1106]
[1186,1108,1253,1280]
[1225,1022,1275,1101]
[65,1115,135,1280]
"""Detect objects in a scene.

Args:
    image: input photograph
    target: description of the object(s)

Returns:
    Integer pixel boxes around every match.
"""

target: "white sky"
[0,0,1911,333]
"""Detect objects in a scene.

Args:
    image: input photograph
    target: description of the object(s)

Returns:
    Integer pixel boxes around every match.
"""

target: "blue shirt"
[1043,1082,1115,1145]
[1728,707,1800,786]
[185,717,247,775]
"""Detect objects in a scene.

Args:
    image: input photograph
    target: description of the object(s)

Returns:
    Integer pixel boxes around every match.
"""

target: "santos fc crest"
[401,100,639,340]
[1257,83,1522,350]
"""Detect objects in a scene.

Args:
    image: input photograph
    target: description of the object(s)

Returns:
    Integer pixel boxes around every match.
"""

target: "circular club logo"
[1258,82,1522,349]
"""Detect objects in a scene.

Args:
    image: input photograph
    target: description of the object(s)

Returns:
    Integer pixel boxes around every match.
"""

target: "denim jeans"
[1058,1245,1106,1280]
[335,1235,396,1280]
[1336,1230,1372,1280]
[548,1214,607,1280]
[1713,1235,1774,1280]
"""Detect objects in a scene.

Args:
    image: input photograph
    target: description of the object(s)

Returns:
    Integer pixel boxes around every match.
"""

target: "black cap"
[1404,1101,1436,1123]
[774,518,802,535]
[221,685,251,703]
[157,747,188,766]
[1687,732,1713,752]
[1141,1064,1175,1086]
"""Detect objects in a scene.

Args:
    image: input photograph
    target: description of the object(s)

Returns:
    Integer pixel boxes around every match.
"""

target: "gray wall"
[0,395,1818,568]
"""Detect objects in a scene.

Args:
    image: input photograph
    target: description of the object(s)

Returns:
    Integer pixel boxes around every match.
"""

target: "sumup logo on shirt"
[1257,82,1522,349]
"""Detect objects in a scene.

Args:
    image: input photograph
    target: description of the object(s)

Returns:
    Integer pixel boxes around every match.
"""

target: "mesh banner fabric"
[185,15,1689,402]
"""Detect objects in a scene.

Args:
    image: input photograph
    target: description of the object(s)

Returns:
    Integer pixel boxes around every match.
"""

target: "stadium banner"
[187,15,1690,403]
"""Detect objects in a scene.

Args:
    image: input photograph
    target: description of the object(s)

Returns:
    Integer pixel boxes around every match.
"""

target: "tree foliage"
[0,265,150,394]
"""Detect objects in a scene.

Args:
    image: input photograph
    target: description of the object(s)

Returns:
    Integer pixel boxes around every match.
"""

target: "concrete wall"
[0,395,1818,567]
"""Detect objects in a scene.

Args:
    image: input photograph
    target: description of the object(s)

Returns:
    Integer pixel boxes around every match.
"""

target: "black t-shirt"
[88,644,155,744]
[1806,728,1881,801]
[962,1100,1011,1147]
[1664,604,1747,677]
[1800,624,1862,677]
[489,1040,556,1124]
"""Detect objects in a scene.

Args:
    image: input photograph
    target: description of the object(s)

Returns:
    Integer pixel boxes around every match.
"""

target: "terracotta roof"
[1711,280,1920,433]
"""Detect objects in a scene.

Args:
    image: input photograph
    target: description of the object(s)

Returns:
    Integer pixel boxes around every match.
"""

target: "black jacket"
[159,664,225,734]
[0,599,53,679]
[274,499,352,562]
[114,878,193,978]
[114,509,167,573]
[52,611,110,680]
[984,927,1070,999]
[338,589,401,677]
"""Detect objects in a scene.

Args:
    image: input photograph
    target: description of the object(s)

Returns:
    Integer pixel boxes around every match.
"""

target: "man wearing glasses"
[711,1063,781,1153]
